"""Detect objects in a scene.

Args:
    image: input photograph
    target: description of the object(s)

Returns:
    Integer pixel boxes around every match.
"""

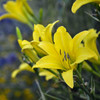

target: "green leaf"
[39,8,43,23]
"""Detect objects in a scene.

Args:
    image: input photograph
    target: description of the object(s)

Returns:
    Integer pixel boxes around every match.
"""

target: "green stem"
[68,87,73,100]
[33,15,40,23]
[44,93,62,100]
[27,22,34,30]
[91,69,100,77]
[94,94,100,99]
[92,63,100,73]
[35,80,46,100]
[75,70,93,98]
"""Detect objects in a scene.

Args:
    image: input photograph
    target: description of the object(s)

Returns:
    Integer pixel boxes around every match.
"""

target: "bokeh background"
[0,0,100,100]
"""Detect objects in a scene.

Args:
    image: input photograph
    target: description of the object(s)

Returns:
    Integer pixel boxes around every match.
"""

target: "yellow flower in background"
[83,29,100,64]
[33,26,97,88]
[72,0,100,13]
[0,0,33,24]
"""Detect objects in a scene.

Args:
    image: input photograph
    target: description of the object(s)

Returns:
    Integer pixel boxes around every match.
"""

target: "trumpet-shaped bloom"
[33,20,59,43]
[33,26,98,88]
[31,20,59,57]
[0,0,33,23]
[83,29,100,64]
[72,0,100,13]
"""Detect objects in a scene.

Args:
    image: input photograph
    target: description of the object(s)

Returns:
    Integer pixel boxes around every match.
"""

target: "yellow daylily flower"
[33,26,98,88]
[33,20,59,43]
[72,0,100,13]
[83,29,100,64]
[30,20,59,57]
[18,39,39,63]
[12,63,34,78]
[0,0,33,24]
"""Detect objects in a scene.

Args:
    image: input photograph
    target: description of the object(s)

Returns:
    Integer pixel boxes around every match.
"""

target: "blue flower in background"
[6,53,18,64]
[0,57,7,67]
[0,12,15,35]
[0,53,18,67]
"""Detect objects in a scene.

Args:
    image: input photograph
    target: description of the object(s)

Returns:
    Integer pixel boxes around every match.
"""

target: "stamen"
[39,37,42,41]
[81,40,85,47]
[64,51,67,61]
[67,53,70,59]
[60,49,61,55]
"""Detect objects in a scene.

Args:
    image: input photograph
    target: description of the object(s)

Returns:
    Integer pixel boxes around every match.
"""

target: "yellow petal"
[33,24,45,42]
[31,41,47,57]
[72,0,100,13]
[39,69,58,80]
[12,63,34,78]
[33,55,65,70]
[0,13,27,23]
[18,40,23,48]
[73,30,89,52]
[62,69,74,88]
[43,20,59,43]
[22,44,33,50]
[74,47,98,64]
[4,1,16,13]
[39,41,58,56]
[18,40,32,49]
[84,29,99,56]
[21,40,31,46]
[54,26,72,56]
[33,20,59,43]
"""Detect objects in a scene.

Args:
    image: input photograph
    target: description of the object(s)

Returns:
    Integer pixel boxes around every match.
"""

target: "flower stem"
[35,79,46,100]
[91,69,100,77]
[27,22,34,30]
[75,70,94,99]
[92,63,100,73]
[44,93,62,100]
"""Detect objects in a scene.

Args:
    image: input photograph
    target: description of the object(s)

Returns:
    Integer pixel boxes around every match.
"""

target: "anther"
[39,37,42,41]
[67,53,70,59]
[60,49,61,55]
[64,51,67,61]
